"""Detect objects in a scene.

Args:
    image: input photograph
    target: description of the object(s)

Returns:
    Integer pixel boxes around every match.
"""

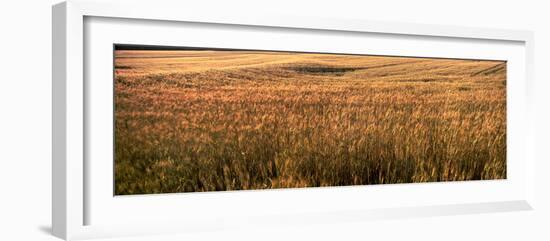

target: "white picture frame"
[52,0,535,240]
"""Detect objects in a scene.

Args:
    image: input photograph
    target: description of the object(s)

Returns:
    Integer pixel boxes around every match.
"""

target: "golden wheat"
[114,50,506,195]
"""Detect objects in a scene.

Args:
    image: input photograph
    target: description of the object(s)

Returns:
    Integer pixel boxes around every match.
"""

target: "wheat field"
[114,48,506,195]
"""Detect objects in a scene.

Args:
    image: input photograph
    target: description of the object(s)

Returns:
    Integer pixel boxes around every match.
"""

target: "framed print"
[52,0,535,240]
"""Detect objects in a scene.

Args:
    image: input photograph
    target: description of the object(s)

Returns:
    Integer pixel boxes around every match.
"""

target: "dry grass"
[114,49,506,195]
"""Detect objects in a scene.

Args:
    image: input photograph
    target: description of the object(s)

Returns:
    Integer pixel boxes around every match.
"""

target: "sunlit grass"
[114,50,506,195]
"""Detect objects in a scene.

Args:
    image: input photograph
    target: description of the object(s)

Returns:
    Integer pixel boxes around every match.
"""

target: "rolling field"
[114,49,506,195]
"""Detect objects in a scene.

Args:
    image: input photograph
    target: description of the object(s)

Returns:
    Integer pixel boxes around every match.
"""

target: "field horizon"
[114,47,506,195]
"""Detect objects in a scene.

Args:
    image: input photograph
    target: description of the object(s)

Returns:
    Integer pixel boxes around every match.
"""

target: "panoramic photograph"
[113,45,506,195]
